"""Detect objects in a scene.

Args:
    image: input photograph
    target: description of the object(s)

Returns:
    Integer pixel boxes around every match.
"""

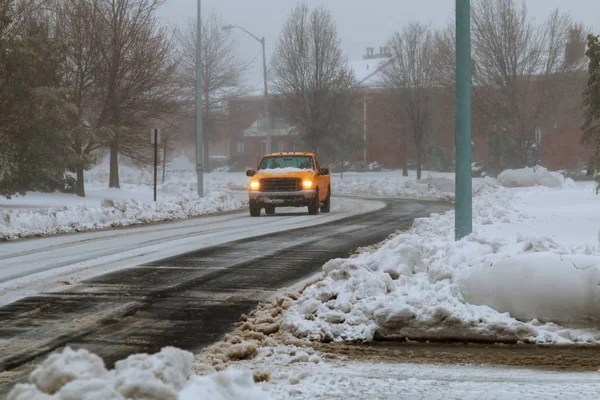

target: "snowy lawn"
[0,158,249,240]
[332,169,470,200]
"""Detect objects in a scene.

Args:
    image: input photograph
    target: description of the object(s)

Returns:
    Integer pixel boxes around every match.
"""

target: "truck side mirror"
[318,167,329,175]
[246,169,256,177]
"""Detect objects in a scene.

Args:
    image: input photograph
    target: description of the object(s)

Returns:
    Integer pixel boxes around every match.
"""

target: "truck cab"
[245,152,331,217]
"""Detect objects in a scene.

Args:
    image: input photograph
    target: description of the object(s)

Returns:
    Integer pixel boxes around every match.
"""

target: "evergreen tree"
[0,1,76,197]
[581,34,600,177]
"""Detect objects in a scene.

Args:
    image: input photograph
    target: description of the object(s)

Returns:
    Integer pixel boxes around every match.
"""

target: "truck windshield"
[258,156,314,170]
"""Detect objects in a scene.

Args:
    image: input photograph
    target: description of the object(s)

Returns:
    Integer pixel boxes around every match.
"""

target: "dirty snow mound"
[497,166,574,188]
[282,182,600,344]
[8,347,271,400]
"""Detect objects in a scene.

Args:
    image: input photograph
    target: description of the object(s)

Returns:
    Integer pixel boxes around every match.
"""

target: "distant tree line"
[269,0,590,178]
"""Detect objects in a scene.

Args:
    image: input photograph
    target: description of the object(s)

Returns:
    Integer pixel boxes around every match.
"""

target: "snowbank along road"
[0,198,449,394]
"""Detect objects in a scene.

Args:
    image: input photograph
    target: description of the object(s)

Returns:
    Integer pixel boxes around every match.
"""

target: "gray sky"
[158,0,600,89]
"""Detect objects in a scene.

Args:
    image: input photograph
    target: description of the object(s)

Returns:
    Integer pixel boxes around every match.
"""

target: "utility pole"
[196,0,204,197]
[162,137,167,184]
[455,0,472,240]
[151,128,160,202]
[221,24,271,154]
[261,37,272,154]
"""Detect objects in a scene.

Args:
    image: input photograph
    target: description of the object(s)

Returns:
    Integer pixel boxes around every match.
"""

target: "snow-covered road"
[0,197,384,307]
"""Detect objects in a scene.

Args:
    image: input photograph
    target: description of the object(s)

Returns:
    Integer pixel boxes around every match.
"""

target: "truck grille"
[260,178,301,192]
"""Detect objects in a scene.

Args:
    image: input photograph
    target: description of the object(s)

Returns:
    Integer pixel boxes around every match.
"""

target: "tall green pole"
[196,0,204,197]
[455,0,472,240]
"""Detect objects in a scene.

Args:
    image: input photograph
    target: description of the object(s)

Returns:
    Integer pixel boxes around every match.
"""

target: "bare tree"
[472,0,586,169]
[433,22,457,90]
[179,12,249,172]
[92,0,181,188]
[381,22,436,180]
[270,2,355,155]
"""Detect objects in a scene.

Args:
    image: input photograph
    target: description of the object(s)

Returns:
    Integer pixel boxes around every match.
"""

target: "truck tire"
[308,190,319,215]
[265,205,275,215]
[249,200,261,217]
[321,188,331,213]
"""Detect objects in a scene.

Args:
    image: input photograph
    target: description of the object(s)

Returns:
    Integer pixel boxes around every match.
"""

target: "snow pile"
[462,252,600,322]
[8,347,271,400]
[0,160,250,240]
[333,174,456,201]
[0,191,243,240]
[282,181,600,344]
[498,166,575,188]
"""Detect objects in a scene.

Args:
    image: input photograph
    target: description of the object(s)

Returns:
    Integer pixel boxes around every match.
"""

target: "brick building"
[223,47,591,171]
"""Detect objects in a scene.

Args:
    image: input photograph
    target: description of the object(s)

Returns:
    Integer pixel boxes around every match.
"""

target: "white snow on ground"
[497,165,575,188]
[241,348,600,400]
[331,170,476,201]
[0,158,249,240]
[282,179,600,344]
[8,347,271,400]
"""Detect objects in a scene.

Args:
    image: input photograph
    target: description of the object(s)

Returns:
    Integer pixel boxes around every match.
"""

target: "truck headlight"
[250,180,260,190]
[302,180,314,189]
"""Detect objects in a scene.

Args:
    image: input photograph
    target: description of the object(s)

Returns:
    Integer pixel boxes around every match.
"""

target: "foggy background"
[158,0,600,89]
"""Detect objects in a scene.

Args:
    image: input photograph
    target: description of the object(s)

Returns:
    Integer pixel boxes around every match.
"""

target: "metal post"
[153,129,158,202]
[195,0,204,197]
[455,0,472,240]
[261,37,271,154]
[162,137,167,184]
[363,90,367,163]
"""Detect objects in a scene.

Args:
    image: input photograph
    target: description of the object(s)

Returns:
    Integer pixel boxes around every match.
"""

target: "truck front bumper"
[249,190,317,207]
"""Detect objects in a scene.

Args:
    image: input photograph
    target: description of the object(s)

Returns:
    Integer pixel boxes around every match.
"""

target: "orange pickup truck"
[245,152,331,217]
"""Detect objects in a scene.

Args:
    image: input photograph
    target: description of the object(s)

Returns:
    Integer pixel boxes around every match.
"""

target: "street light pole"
[260,37,272,154]
[455,0,472,239]
[222,24,271,154]
[195,0,204,197]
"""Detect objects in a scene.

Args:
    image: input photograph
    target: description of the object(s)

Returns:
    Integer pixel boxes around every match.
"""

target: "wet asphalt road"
[0,199,449,394]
